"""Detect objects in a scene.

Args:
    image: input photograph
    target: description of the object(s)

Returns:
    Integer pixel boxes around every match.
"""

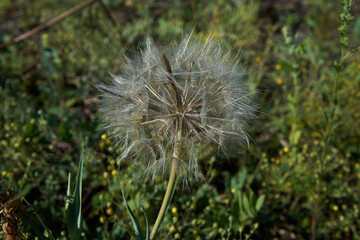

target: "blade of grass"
[120,183,144,240]
[141,206,150,240]
[66,143,84,240]
[22,198,55,240]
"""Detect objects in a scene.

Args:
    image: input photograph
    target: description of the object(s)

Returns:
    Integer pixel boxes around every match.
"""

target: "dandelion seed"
[97,35,256,181]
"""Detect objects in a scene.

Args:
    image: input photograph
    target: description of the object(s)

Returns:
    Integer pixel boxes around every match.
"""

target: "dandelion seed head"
[98,35,256,181]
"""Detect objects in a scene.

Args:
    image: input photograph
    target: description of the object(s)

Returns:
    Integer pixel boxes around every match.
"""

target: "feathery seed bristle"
[98,35,256,181]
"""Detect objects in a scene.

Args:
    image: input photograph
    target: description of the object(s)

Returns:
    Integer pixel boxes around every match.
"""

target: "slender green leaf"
[22,198,55,240]
[323,111,329,124]
[66,143,84,240]
[242,194,254,218]
[23,198,56,240]
[75,144,84,229]
[247,189,255,207]
[109,221,119,240]
[65,173,72,211]
[354,17,360,41]
[120,184,144,240]
[255,195,265,212]
[290,130,302,145]
[22,215,50,240]
[231,167,247,190]
[329,122,342,134]
[238,192,248,221]
[141,206,150,240]
[343,50,355,61]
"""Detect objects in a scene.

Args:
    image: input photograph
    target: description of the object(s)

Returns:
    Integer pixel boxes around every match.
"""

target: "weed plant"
[0,0,360,239]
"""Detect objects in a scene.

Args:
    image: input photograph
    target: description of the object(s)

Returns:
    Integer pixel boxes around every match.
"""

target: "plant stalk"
[150,129,182,239]
[0,0,96,50]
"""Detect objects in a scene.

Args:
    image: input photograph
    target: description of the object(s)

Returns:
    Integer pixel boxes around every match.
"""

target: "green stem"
[312,20,347,240]
[150,130,182,239]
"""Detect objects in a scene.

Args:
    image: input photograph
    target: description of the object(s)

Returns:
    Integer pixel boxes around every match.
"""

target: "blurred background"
[1,0,360,239]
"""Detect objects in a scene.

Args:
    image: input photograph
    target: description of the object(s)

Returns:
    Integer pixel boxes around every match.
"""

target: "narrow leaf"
[255,195,265,212]
[238,192,248,221]
[242,194,254,218]
[22,215,50,240]
[75,144,84,229]
[141,206,150,240]
[109,221,119,240]
[66,143,84,240]
[65,173,72,211]
[354,17,360,41]
[232,167,247,190]
[120,183,144,240]
[329,122,342,134]
[22,199,55,240]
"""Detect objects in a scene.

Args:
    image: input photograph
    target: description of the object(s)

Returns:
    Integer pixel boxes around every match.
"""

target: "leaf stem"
[150,129,182,239]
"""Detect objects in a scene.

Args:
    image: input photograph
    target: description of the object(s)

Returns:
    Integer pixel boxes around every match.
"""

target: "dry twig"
[0,0,116,50]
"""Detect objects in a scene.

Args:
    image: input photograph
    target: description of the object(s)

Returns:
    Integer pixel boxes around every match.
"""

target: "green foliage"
[227,168,265,228]
[66,143,84,240]
[22,198,56,240]
[120,184,149,240]
[354,18,360,41]
[1,0,360,239]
